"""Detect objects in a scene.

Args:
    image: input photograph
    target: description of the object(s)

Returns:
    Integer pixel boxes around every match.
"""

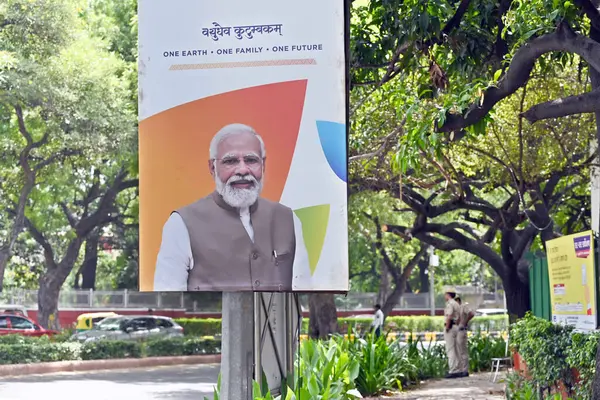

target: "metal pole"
[221,292,254,400]
[254,293,262,390]
[428,247,436,316]
[429,267,435,316]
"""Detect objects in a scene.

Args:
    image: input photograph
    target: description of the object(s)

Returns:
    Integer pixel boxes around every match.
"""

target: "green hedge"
[510,313,600,399]
[333,315,508,333]
[176,318,222,336]
[175,315,508,337]
[0,335,221,365]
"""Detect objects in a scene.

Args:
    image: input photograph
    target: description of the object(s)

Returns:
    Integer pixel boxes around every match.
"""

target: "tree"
[26,166,136,328]
[351,0,600,152]
[350,61,594,319]
[0,0,77,291]
[1,0,135,324]
[308,294,339,339]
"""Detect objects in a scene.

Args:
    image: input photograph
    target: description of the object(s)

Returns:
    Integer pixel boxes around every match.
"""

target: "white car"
[475,308,507,316]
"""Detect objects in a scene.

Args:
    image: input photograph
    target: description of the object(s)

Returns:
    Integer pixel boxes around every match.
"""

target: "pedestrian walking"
[455,296,475,378]
[443,287,461,379]
[371,304,384,338]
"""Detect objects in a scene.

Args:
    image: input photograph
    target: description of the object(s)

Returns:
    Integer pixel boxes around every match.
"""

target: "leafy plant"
[510,313,573,391]
[468,331,506,372]
[346,333,409,395]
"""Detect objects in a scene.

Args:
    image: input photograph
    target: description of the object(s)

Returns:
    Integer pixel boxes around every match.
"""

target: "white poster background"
[138,0,348,292]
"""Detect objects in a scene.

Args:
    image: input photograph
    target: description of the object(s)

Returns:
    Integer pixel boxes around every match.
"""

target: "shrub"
[295,337,361,399]
[175,318,221,336]
[345,333,413,395]
[80,340,143,360]
[566,332,600,399]
[145,337,221,357]
[183,337,221,355]
[404,336,448,380]
[279,315,507,337]
[0,342,78,365]
[468,332,506,372]
[510,313,573,392]
[0,334,41,345]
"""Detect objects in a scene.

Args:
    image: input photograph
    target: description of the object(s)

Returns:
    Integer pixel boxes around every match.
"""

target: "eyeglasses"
[215,155,263,169]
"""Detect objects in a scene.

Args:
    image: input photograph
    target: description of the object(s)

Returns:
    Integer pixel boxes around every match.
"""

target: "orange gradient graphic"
[139,80,308,290]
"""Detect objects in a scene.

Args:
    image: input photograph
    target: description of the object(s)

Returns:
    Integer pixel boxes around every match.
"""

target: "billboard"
[138,0,348,292]
[546,231,597,330]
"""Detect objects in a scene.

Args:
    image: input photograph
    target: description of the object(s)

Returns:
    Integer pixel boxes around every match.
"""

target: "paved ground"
[0,364,220,400]
[389,372,506,400]
[0,364,504,400]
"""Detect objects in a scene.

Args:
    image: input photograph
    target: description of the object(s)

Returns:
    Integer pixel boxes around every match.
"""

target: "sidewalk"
[382,372,506,400]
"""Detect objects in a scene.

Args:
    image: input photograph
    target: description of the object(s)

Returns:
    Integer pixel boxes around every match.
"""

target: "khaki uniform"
[457,303,472,374]
[444,298,461,375]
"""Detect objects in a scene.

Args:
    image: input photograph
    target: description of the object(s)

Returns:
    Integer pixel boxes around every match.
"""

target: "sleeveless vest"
[176,191,296,292]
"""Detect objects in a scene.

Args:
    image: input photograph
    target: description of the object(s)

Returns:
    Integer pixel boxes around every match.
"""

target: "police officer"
[455,296,474,378]
[443,287,461,379]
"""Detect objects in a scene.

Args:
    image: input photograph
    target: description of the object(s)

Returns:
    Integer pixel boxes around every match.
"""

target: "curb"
[0,354,221,378]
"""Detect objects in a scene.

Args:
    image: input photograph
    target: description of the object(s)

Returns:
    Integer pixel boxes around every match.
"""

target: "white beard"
[216,173,263,208]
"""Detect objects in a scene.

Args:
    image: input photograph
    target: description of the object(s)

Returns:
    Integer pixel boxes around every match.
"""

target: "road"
[0,364,220,400]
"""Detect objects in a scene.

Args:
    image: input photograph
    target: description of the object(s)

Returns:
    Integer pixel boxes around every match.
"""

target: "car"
[71,315,185,343]
[0,305,29,318]
[474,308,507,316]
[0,313,58,337]
[75,312,119,332]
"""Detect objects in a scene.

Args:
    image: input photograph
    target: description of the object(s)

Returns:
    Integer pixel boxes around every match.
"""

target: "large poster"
[546,231,598,330]
[138,0,348,292]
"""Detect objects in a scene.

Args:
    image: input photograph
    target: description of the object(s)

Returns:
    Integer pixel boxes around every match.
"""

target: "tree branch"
[438,23,600,136]
[23,217,56,269]
[521,88,600,124]
[33,149,81,172]
[573,0,600,31]
[369,0,473,84]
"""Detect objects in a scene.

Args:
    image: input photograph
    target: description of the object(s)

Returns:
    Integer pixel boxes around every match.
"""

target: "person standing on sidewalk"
[455,296,475,378]
[443,287,461,379]
[371,304,384,338]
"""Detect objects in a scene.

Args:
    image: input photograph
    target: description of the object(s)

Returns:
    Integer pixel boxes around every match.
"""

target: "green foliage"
[505,373,539,400]
[205,330,506,399]
[347,334,409,395]
[296,337,362,399]
[0,335,78,364]
[175,318,222,337]
[80,340,142,360]
[176,315,507,337]
[565,332,600,399]
[510,313,574,390]
[405,336,448,380]
[314,315,507,335]
[145,337,221,357]
[468,331,507,372]
[510,313,600,399]
[0,335,221,365]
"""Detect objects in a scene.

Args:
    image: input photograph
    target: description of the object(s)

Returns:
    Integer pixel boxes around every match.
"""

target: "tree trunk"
[80,232,100,290]
[37,268,68,330]
[377,258,389,305]
[418,259,429,293]
[308,293,338,339]
[502,268,531,323]
[0,250,9,292]
[382,283,406,317]
[0,173,36,292]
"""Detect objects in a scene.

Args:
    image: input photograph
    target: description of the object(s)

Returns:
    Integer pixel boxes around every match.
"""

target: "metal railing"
[0,289,503,313]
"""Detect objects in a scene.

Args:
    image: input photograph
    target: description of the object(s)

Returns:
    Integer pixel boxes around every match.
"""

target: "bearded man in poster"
[153,123,309,292]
